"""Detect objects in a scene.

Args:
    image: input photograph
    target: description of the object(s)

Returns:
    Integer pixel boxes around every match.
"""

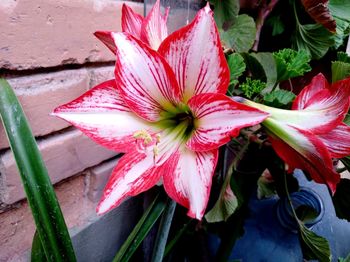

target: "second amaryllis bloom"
[95,0,168,52]
[243,74,350,193]
[53,5,268,219]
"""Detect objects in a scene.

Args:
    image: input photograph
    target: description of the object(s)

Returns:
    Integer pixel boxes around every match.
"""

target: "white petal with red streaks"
[186,93,269,151]
[122,4,144,38]
[292,73,329,110]
[141,0,169,50]
[163,148,218,219]
[53,80,157,152]
[246,97,348,134]
[158,4,229,102]
[318,123,350,158]
[265,118,340,193]
[113,33,181,121]
[96,150,163,215]
[94,31,117,54]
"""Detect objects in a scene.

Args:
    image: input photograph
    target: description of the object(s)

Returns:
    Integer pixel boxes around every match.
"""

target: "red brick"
[0,129,117,204]
[87,158,119,202]
[0,69,90,150]
[0,1,143,70]
[88,66,115,88]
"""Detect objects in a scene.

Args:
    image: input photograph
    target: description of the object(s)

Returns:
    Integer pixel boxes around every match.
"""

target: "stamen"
[133,129,153,145]
[156,134,161,143]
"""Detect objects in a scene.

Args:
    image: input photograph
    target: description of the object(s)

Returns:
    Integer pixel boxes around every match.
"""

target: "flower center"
[172,111,195,137]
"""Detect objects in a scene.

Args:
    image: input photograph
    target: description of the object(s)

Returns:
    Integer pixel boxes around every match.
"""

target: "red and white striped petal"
[245,97,348,135]
[292,73,329,110]
[141,0,169,50]
[318,123,350,158]
[114,33,181,121]
[186,93,269,151]
[122,3,144,39]
[265,119,340,193]
[163,147,218,219]
[53,80,157,152]
[96,150,163,215]
[158,4,229,102]
[94,31,117,54]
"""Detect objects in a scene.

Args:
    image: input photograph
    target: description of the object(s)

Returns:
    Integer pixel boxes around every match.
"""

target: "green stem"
[283,172,302,226]
[151,198,177,262]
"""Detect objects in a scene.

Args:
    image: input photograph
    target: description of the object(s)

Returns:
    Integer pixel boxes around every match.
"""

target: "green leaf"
[338,252,350,262]
[344,114,350,126]
[299,223,332,262]
[329,0,350,22]
[113,192,167,262]
[220,14,256,52]
[332,18,350,49]
[273,48,311,81]
[337,52,350,63]
[209,0,239,29]
[151,198,176,262]
[257,173,276,199]
[266,15,285,36]
[227,53,246,92]
[239,78,266,99]
[0,79,76,262]
[293,23,335,60]
[164,220,193,257]
[205,167,239,223]
[332,178,350,221]
[31,231,47,262]
[241,53,267,81]
[263,89,296,108]
[250,52,277,91]
[295,205,319,223]
[331,61,350,82]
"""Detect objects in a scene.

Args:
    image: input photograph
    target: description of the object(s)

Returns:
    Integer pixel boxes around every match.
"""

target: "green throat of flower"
[157,105,197,141]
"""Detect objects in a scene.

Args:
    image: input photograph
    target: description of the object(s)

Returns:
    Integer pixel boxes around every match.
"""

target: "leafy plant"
[0,79,76,261]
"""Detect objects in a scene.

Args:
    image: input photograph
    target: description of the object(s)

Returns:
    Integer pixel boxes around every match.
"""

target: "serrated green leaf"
[263,89,296,108]
[273,48,311,81]
[227,53,246,86]
[337,52,350,63]
[332,178,350,221]
[220,14,256,53]
[250,52,277,91]
[239,78,266,98]
[299,223,331,262]
[209,0,239,29]
[332,61,350,82]
[292,23,335,60]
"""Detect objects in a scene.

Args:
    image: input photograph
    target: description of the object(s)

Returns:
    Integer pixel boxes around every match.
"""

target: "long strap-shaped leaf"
[0,79,76,261]
[113,192,167,262]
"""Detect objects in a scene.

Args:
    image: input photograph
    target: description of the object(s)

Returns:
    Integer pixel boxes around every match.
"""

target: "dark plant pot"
[208,170,350,261]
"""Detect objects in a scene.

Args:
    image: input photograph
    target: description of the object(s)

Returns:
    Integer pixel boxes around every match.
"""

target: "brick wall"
[0,1,143,261]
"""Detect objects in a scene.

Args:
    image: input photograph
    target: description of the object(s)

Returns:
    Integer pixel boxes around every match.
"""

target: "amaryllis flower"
[53,5,268,219]
[95,0,168,52]
[242,74,350,193]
